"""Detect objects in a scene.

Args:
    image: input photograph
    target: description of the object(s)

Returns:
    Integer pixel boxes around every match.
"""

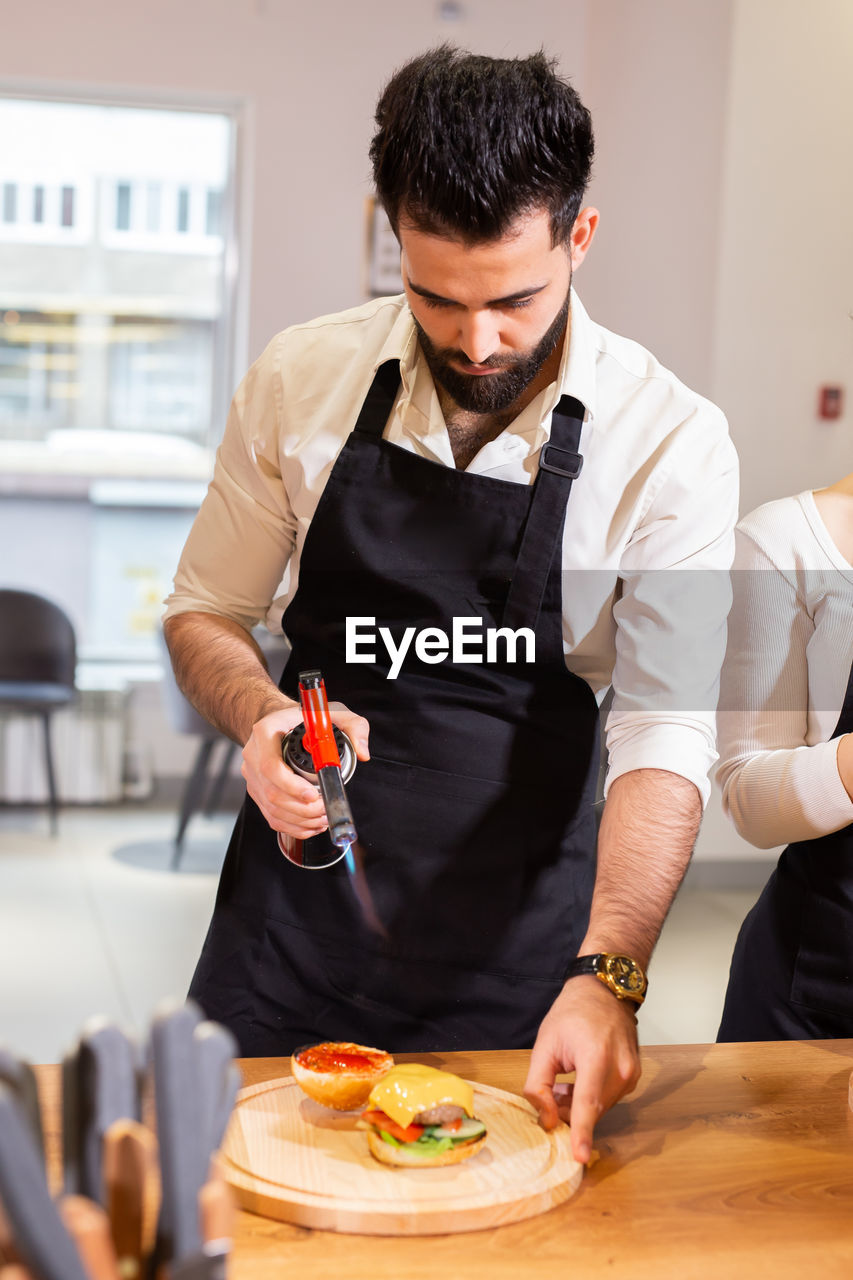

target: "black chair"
[0,589,77,835]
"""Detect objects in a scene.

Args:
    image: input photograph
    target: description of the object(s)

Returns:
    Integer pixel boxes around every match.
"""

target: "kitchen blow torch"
[296,669,358,852]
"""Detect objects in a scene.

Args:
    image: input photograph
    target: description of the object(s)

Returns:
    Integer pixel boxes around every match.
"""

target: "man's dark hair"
[369,45,594,247]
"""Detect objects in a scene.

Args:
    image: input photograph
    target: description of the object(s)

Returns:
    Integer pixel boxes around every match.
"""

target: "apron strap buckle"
[539,443,584,480]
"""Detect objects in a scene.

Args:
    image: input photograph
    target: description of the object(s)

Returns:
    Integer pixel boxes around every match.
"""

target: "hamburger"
[291,1041,394,1111]
[359,1063,487,1167]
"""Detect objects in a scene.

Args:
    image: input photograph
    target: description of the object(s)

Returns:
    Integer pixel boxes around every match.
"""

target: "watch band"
[566,953,647,1005]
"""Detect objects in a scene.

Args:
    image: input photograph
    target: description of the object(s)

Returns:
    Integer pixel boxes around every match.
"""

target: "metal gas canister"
[278,724,357,869]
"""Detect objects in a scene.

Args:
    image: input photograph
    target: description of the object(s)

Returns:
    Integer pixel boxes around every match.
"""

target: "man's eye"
[503,298,534,311]
[421,296,452,309]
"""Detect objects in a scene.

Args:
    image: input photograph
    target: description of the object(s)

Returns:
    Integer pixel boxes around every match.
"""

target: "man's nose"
[458,311,500,365]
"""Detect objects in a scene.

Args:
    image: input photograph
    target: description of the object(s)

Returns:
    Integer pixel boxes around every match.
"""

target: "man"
[164,47,738,1164]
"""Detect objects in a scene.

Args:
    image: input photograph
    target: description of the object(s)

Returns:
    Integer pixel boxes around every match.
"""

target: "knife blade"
[0,1083,90,1280]
[62,1042,84,1195]
[78,1018,142,1204]
[213,1063,242,1153]
[151,1000,205,1267]
[167,1250,227,1280]
[0,1050,44,1171]
[191,1023,239,1174]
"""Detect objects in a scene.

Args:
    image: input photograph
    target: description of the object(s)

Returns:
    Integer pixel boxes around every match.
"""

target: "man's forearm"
[581,768,702,966]
[163,611,295,745]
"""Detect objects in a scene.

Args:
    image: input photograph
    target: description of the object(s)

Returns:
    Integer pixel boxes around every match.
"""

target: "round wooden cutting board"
[220,1076,583,1235]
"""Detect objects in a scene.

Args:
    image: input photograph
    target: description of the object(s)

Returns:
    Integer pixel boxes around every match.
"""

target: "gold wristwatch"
[566,953,647,1005]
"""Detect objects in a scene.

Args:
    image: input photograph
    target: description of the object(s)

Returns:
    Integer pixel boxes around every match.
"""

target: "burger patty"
[414,1104,466,1125]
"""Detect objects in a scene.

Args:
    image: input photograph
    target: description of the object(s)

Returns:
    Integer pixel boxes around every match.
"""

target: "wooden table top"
[35,1039,853,1280]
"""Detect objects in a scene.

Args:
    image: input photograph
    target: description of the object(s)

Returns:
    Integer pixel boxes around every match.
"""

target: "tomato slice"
[361,1108,425,1143]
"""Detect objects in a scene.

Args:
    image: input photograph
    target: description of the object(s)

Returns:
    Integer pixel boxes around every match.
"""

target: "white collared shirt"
[165,290,739,804]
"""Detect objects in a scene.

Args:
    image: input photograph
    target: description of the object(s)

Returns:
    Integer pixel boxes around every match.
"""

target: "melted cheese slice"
[367,1063,474,1128]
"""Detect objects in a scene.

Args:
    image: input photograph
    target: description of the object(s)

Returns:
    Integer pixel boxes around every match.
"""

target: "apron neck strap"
[352,364,586,635]
[353,361,401,438]
[502,395,586,632]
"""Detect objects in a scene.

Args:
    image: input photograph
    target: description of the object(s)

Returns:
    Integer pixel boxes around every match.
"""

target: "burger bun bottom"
[366,1127,487,1168]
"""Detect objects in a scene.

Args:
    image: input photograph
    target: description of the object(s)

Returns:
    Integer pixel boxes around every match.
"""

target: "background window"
[145,182,161,233]
[0,98,236,469]
[205,189,221,237]
[115,182,131,231]
[60,185,75,227]
[176,187,190,233]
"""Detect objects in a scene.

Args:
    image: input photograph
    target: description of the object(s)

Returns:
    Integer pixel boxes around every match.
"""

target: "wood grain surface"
[220,1075,582,1234]
[34,1039,853,1280]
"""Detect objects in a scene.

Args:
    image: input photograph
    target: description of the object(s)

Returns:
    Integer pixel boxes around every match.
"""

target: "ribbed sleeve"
[716,493,853,847]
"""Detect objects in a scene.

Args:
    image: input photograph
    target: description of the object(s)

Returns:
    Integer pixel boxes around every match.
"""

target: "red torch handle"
[298,672,342,772]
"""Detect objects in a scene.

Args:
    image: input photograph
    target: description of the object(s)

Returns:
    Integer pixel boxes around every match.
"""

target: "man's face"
[399,207,590,416]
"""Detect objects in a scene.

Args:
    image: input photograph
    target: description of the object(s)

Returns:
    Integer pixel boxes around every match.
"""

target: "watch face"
[602,954,647,998]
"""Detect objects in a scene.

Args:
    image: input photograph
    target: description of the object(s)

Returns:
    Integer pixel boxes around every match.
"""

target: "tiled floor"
[0,804,764,1063]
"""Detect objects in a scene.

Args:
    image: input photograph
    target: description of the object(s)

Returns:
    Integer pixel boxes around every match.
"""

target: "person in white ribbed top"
[716,471,853,1039]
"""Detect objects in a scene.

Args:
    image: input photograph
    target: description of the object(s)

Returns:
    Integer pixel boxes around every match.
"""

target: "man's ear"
[569,206,599,270]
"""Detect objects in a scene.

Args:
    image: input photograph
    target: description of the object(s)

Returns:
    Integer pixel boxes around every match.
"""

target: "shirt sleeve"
[604,408,739,807]
[163,336,298,631]
[715,529,853,848]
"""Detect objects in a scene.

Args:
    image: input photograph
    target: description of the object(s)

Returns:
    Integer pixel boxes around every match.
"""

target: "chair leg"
[41,711,59,837]
[172,738,216,870]
[203,741,239,817]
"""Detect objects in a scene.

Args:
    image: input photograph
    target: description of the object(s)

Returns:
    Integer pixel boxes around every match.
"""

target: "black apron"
[189,361,601,1055]
[717,656,853,1040]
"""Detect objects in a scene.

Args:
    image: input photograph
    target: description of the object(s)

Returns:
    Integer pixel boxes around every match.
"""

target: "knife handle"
[199,1163,235,1250]
[103,1119,160,1279]
[0,1200,14,1265]
[58,1197,120,1280]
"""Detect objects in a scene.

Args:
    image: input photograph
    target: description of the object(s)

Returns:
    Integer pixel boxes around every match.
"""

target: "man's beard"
[414,291,570,416]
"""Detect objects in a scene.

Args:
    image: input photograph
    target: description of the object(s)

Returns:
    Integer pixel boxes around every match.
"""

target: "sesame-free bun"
[291,1042,394,1111]
[366,1127,487,1168]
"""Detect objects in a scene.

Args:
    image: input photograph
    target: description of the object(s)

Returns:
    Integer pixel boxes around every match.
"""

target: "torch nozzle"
[317,764,358,849]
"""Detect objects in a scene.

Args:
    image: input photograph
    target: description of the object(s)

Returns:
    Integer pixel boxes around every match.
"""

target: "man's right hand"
[241,701,371,839]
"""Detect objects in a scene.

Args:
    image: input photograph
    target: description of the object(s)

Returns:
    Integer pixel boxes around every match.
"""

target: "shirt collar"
[554,288,597,422]
[374,298,419,387]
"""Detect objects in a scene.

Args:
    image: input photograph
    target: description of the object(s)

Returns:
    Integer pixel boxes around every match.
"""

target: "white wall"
[580,0,733,399]
[713,0,853,515]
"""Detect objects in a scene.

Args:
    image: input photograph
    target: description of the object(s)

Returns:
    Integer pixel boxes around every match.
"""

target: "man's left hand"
[523,976,641,1164]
